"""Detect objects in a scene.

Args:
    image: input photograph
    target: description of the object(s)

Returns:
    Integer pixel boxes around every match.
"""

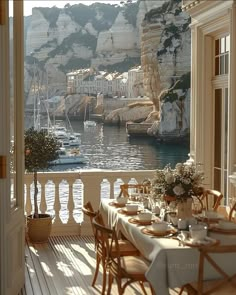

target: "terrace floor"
[21,236,184,295]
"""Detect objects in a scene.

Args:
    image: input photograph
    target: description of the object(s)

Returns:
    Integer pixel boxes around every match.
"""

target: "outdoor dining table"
[99,198,236,295]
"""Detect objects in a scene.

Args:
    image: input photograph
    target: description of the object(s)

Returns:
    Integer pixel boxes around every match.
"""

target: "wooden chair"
[92,213,140,295]
[229,202,236,222]
[200,189,223,211]
[119,183,151,198]
[179,245,236,294]
[82,201,97,236]
[92,214,153,295]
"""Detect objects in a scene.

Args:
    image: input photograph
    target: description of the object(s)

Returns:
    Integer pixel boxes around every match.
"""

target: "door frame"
[0,1,25,294]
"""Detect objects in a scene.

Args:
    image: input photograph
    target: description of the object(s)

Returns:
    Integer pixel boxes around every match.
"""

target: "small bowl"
[151,222,168,233]
[125,204,139,212]
[116,197,128,205]
[138,212,152,222]
[189,224,207,241]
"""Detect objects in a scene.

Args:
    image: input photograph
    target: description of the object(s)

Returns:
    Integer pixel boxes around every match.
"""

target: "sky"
[22,0,121,16]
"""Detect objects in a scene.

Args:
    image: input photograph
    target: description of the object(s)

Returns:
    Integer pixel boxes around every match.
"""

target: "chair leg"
[92,254,101,287]
[178,286,184,295]
[107,273,114,295]
[115,277,123,295]
[101,258,107,295]
[139,281,148,295]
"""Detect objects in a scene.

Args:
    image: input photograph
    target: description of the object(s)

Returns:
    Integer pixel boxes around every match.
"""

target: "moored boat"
[84,120,97,128]
[51,148,87,165]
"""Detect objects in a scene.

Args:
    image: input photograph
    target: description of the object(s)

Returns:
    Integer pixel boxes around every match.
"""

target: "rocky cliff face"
[141,0,191,139]
[24,0,191,140]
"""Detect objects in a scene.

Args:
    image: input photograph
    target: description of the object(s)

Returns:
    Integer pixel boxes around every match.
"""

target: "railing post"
[39,180,47,214]
[67,179,75,224]
[25,178,32,216]
[53,180,63,226]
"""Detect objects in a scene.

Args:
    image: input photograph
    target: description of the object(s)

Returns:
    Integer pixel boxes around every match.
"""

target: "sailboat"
[84,101,96,128]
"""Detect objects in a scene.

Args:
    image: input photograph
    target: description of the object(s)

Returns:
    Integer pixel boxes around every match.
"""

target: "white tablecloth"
[100,199,236,295]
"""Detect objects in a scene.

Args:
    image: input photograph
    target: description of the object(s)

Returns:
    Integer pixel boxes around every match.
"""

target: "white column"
[187,25,197,164]
[228,3,236,201]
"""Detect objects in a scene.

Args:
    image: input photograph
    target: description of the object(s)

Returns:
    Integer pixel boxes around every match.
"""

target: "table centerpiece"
[151,162,204,219]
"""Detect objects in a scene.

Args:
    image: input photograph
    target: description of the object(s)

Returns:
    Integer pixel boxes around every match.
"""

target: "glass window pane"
[225,54,229,74]
[220,37,225,53]
[220,55,224,75]
[215,56,219,75]
[224,88,228,170]
[214,89,222,168]
[214,168,221,191]
[226,35,230,52]
[215,39,219,56]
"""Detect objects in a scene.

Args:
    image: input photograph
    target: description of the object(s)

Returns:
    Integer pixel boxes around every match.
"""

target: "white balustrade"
[24,169,155,236]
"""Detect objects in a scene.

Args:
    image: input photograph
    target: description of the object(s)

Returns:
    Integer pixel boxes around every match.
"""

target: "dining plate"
[108,201,127,208]
[141,226,177,237]
[128,217,154,226]
[196,213,224,223]
[183,237,219,247]
[118,208,141,216]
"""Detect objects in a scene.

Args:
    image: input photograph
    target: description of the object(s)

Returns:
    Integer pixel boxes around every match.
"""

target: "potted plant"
[25,127,59,243]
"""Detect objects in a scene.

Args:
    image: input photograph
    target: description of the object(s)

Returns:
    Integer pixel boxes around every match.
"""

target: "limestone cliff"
[141,0,191,140]
[24,0,191,141]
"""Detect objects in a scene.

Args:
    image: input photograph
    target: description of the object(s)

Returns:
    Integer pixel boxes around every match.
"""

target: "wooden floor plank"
[24,236,185,295]
[25,241,44,295]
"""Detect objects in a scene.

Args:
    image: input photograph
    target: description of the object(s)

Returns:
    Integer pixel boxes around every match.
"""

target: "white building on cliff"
[66,66,144,99]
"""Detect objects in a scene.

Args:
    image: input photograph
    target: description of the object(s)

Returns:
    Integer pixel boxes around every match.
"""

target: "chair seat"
[120,256,150,274]
[111,239,139,256]
[189,277,236,294]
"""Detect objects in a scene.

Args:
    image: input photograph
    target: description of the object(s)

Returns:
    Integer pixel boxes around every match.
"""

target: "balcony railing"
[24,169,155,236]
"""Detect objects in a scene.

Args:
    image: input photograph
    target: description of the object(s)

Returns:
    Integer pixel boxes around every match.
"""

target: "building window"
[215,35,229,76]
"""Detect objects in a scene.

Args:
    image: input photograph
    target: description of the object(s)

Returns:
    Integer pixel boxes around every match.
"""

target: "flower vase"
[177,198,193,219]
[164,195,176,204]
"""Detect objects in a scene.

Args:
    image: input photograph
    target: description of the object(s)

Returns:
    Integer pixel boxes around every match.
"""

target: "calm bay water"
[50,122,189,171]
[33,122,189,222]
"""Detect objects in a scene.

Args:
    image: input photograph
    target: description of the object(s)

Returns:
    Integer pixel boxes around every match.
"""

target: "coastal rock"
[105,103,153,125]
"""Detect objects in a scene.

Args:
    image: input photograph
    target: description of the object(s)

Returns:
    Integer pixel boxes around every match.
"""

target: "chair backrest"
[119,183,151,198]
[200,189,223,211]
[197,245,236,294]
[82,201,97,235]
[92,214,123,275]
[92,213,114,259]
[229,202,236,222]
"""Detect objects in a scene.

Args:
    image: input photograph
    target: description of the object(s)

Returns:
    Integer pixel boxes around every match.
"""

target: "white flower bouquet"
[151,162,204,202]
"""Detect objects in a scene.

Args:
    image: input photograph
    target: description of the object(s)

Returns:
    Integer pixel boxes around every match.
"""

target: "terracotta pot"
[27,213,52,243]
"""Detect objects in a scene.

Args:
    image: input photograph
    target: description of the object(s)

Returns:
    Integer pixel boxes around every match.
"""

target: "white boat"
[84,120,97,128]
[52,120,81,147]
[51,148,87,165]
[83,101,97,128]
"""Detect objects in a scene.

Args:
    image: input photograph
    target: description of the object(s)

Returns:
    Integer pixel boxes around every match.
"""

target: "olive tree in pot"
[25,127,59,243]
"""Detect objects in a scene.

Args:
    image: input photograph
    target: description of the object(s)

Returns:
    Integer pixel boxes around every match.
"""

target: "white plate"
[197,212,224,220]
[146,224,172,234]
[184,237,218,247]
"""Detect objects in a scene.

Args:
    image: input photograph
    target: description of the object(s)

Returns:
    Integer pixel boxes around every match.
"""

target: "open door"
[0,1,25,294]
